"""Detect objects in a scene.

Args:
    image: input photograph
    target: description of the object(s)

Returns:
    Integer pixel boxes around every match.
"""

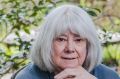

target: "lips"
[61,57,77,60]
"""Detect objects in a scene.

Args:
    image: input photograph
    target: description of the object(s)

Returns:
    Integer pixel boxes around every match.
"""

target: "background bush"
[0,0,120,77]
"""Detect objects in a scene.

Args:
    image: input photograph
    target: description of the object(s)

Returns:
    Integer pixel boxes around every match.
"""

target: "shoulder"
[92,64,120,79]
[14,63,50,79]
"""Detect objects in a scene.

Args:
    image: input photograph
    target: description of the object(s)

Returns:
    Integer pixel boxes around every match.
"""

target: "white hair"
[30,4,102,72]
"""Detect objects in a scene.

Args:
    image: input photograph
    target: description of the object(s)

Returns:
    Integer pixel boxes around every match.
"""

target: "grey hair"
[30,4,102,72]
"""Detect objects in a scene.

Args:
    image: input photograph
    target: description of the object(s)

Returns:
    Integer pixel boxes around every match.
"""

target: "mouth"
[61,57,77,60]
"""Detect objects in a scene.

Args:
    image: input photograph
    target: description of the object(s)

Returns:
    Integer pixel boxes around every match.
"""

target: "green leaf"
[23,27,30,34]
[15,31,20,37]
[93,8,101,13]
[87,10,97,16]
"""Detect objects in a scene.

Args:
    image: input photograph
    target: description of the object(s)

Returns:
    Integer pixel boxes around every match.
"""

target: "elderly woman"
[13,4,120,79]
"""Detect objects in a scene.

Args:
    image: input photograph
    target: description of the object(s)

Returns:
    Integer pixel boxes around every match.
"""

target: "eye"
[74,37,86,42]
[56,37,66,42]
[75,38,82,42]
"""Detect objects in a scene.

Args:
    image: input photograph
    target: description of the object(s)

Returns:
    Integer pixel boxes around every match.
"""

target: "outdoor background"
[0,0,120,79]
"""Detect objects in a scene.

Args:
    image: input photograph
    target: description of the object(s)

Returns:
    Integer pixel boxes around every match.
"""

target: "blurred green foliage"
[0,0,120,76]
[103,43,120,66]
[0,0,56,76]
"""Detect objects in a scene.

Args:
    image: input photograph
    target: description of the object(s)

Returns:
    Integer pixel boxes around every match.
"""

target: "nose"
[65,40,75,53]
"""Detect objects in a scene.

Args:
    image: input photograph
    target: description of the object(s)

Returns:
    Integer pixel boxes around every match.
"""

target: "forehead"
[57,30,80,37]
[53,26,86,39]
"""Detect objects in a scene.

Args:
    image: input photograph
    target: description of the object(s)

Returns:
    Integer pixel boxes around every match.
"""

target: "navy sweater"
[13,63,120,79]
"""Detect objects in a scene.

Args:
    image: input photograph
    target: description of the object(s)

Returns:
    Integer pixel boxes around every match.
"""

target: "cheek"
[52,43,65,61]
[78,48,87,59]
[76,44,87,63]
[53,42,65,54]
[77,43,87,54]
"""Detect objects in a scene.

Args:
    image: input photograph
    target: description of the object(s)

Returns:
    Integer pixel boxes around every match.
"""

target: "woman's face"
[52,31,87,71]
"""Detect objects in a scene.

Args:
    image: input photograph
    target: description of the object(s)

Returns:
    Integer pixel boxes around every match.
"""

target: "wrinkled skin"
[52,31,97,79]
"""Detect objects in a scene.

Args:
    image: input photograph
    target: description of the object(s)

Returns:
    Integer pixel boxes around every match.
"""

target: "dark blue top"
[14,63,120,79]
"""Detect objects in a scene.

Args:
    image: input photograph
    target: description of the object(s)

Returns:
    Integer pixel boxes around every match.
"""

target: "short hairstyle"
[30,4,102,72]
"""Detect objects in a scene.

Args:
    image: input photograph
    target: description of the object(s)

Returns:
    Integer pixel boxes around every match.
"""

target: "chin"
[61,64,79,69]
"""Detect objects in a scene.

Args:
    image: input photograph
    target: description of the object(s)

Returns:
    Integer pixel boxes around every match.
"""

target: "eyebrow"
[58,34,67,37]
[58,33,81,37]
[73,34,80,37]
